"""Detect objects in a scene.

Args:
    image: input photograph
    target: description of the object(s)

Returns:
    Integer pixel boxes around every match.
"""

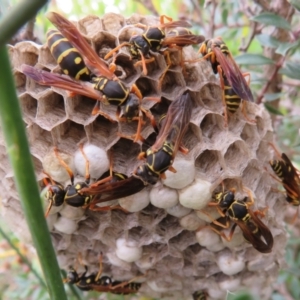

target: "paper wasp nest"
[1,13,288,299]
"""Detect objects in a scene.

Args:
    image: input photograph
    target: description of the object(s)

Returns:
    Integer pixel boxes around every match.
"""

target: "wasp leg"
[109,52,117,73]
[241,101,257,124]
[198,207,228,227]
[79,144,90,185]
[243,187,255,208]
[117,114,146,143]
[104,42,132,60]
[208,221,237,242]
[94,253,104,281]
[137,151,147,161]
[178,145,189,154]
[160,15,173,25]
[268,143,283,159]
[168,165,177,173]
[134,54,155,76]
[217,65,228,127]
[110,273,146,291]
[140,106,158,132]
[130,84,143,100]
[54,147,74,184]
[91,101,117,122]
[158,50,172,90]
[89,202,128,213]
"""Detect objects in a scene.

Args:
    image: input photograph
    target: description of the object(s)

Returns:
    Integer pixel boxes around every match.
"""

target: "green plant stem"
[0,46,67,300]
[0,0,48,46]
[0,226,46,288]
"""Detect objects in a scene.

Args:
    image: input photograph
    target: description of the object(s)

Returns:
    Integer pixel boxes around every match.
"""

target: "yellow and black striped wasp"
[268,144,300,219]
[65,254,142,294]
[192,37,255,126]
[203,188,273,253]
[42,146,125,217]
[80,92,193,207]
[22,12,159,142]
[104,15,204,75]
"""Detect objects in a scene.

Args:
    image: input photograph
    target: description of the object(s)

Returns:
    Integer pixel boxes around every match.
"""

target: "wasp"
[80,92,192,207]
[268,144,300,219]
[43,146,124,216]
[104,15,204,75]
[193,290,208,300]
[22,12,159,142]
[192,37,254,126]
[65,254,142,294]
[203,188,273,253]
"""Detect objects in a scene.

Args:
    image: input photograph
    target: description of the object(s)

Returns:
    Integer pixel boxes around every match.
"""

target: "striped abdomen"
[223,75,241,113]
[47,29,90,81]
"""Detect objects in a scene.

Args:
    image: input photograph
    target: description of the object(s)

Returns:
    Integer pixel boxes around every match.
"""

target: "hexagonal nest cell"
[0,12,289,300]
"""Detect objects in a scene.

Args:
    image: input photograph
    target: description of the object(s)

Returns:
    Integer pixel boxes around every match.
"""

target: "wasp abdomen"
[47,29,90,81]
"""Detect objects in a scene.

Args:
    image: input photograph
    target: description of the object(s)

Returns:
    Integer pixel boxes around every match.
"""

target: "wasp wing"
[47,12,114,80]
[213,46,254,102]
[21,64,104,101]
[162,34,205,47]
[81,176,145,204]
[235,211,273,253]
[160,20,192,29]
[279,153,300,201]
[152,92,192,158]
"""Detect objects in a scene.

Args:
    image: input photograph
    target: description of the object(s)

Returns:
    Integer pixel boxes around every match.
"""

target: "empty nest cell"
[195,149,224,181]
[35,91,66,130]
[240,123,260,151]
[160,70,186,99]
[12,41,39,68]
[19,93,38,122]
[13,70,27,94]
[224,140,250,173]
[51,120,86,152]
[27,123,54,160]
[85,114,119,149]
[38,45,57,68]
[65,94,99,124]
[200,113,225,142]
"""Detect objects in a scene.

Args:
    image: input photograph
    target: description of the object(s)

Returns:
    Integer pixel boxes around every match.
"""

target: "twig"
[275,283,295,300]
[256,56,286,104]
[190,0,204,27]
[253,0,270,11]
[239,22,259,52]
[208,0,217,38]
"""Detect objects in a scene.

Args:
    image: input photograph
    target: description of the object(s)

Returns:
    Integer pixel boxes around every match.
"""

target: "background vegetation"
[1,0,300,299]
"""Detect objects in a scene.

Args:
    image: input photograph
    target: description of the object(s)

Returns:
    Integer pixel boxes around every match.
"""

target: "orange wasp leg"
[91,101,116,122]
[54,147,75,183]
[104,42,132,60]
[158,50,173,90]
[134,54,155,76]
[79,144,91,184]
[160,15,173,25]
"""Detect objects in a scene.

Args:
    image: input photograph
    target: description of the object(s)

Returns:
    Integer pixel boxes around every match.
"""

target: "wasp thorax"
[130,35,150,57]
